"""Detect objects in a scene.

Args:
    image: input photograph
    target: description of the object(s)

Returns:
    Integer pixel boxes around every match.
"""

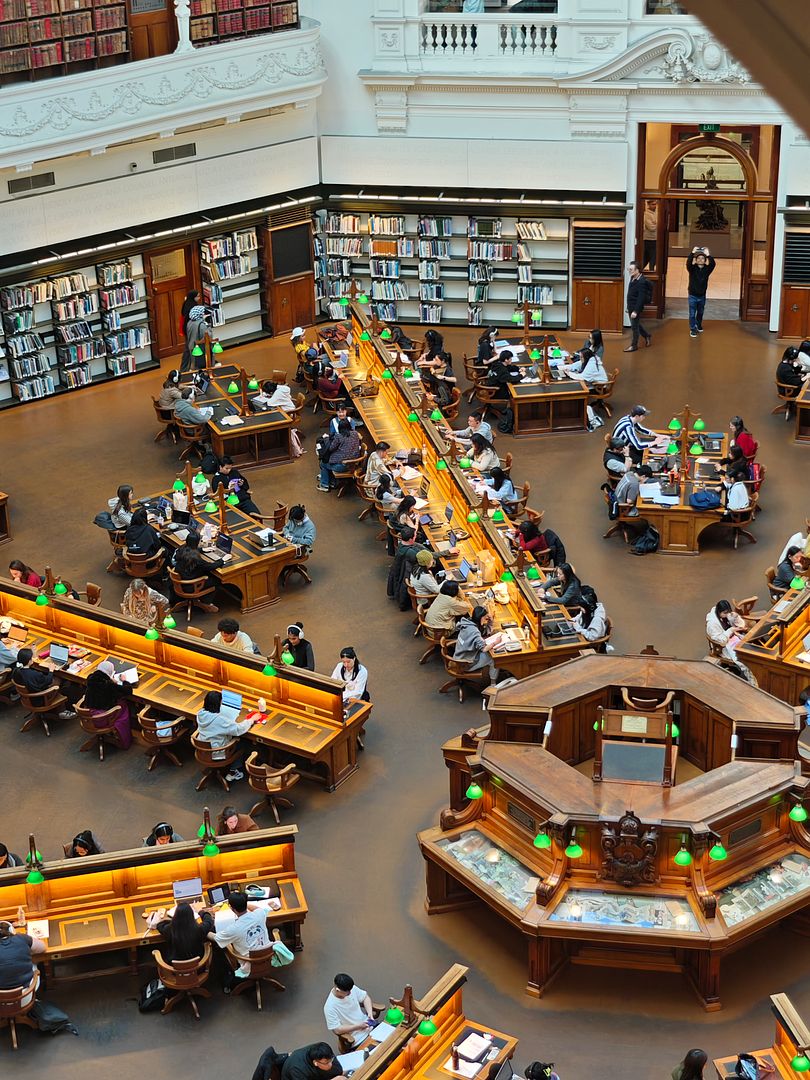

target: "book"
[27,920,50,940]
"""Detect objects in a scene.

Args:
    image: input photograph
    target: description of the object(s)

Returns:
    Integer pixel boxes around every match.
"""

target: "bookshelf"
[189,0,298,46]
[0,280,55,404]
[199,226,262,343]
[323,211,363,319]
[97,255,152,377]
[50,270,106,390]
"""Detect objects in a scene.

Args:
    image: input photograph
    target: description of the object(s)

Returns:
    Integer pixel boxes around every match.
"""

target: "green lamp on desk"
[198,807,220,857]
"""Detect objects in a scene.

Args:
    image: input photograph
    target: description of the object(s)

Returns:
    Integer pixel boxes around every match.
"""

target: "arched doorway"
[636,128,779,322]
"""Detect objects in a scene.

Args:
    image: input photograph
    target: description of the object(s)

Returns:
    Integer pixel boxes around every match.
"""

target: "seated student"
[65,830,104,858]
[173,532,223,596]
[485,349,522,398]
[706,600,755,683]
[216,805,259,836]
[0,920,46,991]
[280,1044,343,1080]
[174,386,214,427]
[418,328,444,366]
[125,508,162,557]
[470,433,499,475]
[208,889,274,979]
[729,415,758,463]
[0,844,23,868]
[317,419,362,492]
[476,327,497,365]
[572,585,608,642]
[331,647,369,703]
[539,562,584,610]
[121,578,169,624]
[475,466,516,505]
[613,463,654,516]
[389,495,420,538]
[603,437,632,478]
[158,370,182,411]
[12,649,75,717]
[324,973,375,1048]
[420,352,456,407]
[375,473,401,509]
[8,560,42,588]
[424,580,471,632]
[410,549,442,597]
[718,444,747,472]
[774,546,806,589]
[798,340,810,374]
[143,822,184,846]
[562,346,608,385]
[291,326,312,362]
[443,411,493,449]
[259,379,296,412]
[282,622,315,670]
[585,328,605,363]
[452,605,505,682]
[83,662,133,749]
[722,462,751,513]
[211,457,260,516]
[388,527,426,609]
[108,484,135,529]
[365,441,393,485]
[317,364,344,401]
[512,519,549,558]
[0,633,19,672]
[282,505,317,551]
[196,689,254,782]
[212,617,256,654]
[157,901,214,962]
[777,347,809,396]
[328,403,360,437]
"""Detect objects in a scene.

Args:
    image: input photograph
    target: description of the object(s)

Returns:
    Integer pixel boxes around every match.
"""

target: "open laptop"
[220,688,242,723]
[156,495,172,518]
[447,557,473,583]
[248,528,275,549]
[194,372,211,395]
[172,877,203,904]
[171,508,191,526]
[434,529,458,554]
[216,533,233,555]
[48,642,69,669]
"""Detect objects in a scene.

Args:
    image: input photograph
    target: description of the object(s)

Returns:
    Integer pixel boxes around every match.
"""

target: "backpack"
[200,449,219,475]
[631,525,659,555]
[138,978,168,1013]
[29,1000,78,1035]
[586,404,605,431]
[601,483,619,520]
[689,489,722,510]
[290,429,304,458]
[750,462,763,492]
[497,406,514,434]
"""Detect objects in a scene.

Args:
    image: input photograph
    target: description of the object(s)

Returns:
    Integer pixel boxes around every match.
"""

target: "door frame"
[144,241,200,360]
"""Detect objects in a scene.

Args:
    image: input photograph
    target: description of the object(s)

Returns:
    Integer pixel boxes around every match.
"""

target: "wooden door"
[270,275,315,336]
[128,0,177,60]
[145,243,198,360]
[780,287,810,338]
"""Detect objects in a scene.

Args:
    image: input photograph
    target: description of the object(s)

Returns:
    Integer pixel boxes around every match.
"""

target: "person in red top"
[729,416,758,463]
[512,520,549,556]
[8,560,42,588]
[317,364,343,400]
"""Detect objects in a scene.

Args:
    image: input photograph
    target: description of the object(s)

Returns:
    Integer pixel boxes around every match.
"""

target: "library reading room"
[5,1,810,1078]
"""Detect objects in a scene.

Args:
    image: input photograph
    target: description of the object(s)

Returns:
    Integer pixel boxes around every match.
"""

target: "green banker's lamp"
[281,649,295,666]
[144,627,159,641]
[211,341,224,355]
[339,297,350,307]
[53,581,68,595]
[430,409,444,422]
[511,311,522,324]
[199,807,220,857]
[227,381,240,394]
[533,830,552,849]
[172,479,186,492]
[380,328,392,340]
[668,417,682,431]
[35,593,49,606]
[162,615,177,630]
[692,417,706,432]
[247,377,260,391]
[25,837,45,885]
[262,663,277,677]
[204,500,218,513]
[359,331,371,342]
[191,344,204,358]
[529,349,542,361]
[226,493,240,506]
[531,309,542,322]
[357,293,369,304]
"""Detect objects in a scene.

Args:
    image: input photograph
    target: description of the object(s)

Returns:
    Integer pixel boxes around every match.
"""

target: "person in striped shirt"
[612,405,656,464]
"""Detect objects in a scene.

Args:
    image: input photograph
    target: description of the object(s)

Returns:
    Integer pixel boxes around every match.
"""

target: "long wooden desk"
[0,490,10,545]
[0,580,372,790]
[336,310,598,678]
[713,993,810,1078]
[795,381,810,444]
[737,587,810,705]
[0,827,306,981]
[180,365,296,468]
[508,378,589,435]
[140,485,300,611]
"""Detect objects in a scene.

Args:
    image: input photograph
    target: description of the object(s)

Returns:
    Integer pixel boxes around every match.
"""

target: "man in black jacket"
[686,246,716,338]
[624,261,653,352]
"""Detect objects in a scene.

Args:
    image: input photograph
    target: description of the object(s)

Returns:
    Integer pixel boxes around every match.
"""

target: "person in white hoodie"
[196,689,254,782]
[259,379,296,412]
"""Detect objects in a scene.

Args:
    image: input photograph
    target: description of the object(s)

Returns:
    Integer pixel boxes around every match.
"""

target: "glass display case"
[717,854,810,927]
[549,889,700,932]
[436,830,539,910]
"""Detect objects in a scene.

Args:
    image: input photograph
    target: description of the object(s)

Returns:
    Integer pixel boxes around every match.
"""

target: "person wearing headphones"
[143,822,184,847]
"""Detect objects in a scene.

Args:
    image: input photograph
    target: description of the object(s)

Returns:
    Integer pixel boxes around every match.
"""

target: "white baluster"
[174,0,195,54]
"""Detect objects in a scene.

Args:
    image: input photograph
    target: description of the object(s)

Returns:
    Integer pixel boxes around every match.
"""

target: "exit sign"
[700,124,721,133]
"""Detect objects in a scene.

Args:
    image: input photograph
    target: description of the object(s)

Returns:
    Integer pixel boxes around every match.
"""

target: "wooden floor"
[1,314,808,1077]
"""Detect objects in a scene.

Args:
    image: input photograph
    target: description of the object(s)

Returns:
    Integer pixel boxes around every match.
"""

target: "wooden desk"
[795,382,810,443]
[713,993,810,1078]
[508,379,589,435]
[141,486,300,611]
[737,587,810,705]
[0,580,372,790]
[180,366,296,468]
[0,827,307,981]
[0,491,10,545]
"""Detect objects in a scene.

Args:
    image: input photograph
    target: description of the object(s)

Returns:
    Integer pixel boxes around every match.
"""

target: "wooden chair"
[472,383,510,423]
[416,611,445,664]
[186,626,205,638]
[525,507,545,526]
[712,492,759,549]
[601,490,639,545]
[503,481,530,519]
[175,421,208,462]
[300,369,317,407]
[441,387,462,421]
[772,379,801,419]
[438,637,489,702]
[76,697,123,761]
[331,455,366,499]
[152,397,178,444]
[225,930,286,1011]
[0,668,16,705]
[17,684,69,736]
[0,971,39,1049]
[589,368,620,417]
[463,356,489,403]
[245,752,300,823]
[356,478,380,522]
[105,528,127,574]
[271,369,287,384]
[191,732,240,791]
[586,615,613,654]
[315,391,342,418]
[765,566,789,603]
[168,569,218,622]
[138,706,189,770]
[499,451,513,475]
[745,462,766,513]
[122,548,166,581]
[278,552,312,589]
[76,582,102,606]
[732,596,762,623]
[152,944,212,1020]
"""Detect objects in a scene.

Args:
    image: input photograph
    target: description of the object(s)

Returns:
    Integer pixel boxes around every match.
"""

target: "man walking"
[686,246,716,338]
[624,261,653,353]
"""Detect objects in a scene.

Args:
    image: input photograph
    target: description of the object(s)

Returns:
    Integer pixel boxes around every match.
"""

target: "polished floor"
[1,314,808,1077]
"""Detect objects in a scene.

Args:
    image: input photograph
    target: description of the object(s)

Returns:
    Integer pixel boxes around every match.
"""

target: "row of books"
[326,237,362,256]
[469,261,493,283]
[0,283,51,309]
[326,257,351,276]
[98,261,133,287]
[60,362,93,388]
[13,375,55,401]
[369,258,400,279]
[201,254,252,281]
[418,216,453,237]
[368,215,405,236]
[107,353,136,376]
[419,304,442,323]
[468,284,489,303]
[99,283,139,309]
[104,326,150,353]
[202,283,223,306]
[419,240,450,259]
[10,354,51,379]
[516,221,548,241]
[325,213,360,235]
[5,332,44,357]
[468,218,502,238]
[2,310,34,334]
[419,284,444,301]
[419,260,440,281]
[53,293,98,320]
[517,285,555,305]
[369,301,396,322]
[370,281,408,301]
[51,272,90,299]
[467,241,513,261]
[57,339,105,364]
[55,319,93,343]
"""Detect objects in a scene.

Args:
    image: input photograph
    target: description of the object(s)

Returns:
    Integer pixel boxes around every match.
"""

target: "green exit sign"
[700,124,721,133]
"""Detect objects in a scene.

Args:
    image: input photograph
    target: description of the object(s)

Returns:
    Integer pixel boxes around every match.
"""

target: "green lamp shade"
[492,509,505,523]
[35,594,49,606]
[204,500,217,513]
[407,411,419,422]
[202,842,220,857]
[248,378,260,391]
[26,870,45,885]
[162,615,177,630]
[385,1007,404,1026]
[197,824,207,839]
[403,369,413,379]
[670,722,680,739]
[380,329,392,340]
[790,804,808,822]
[357,293,369,304]
[791,1054,810,1072]
[281,649,295,666]
[531,310,542,322]
[193,471,206,485]
[227,381,240,394]
[436,459,447,471]
[381,368,393,379]
[533,831,552,849]
[674,846,693,867]
[693,417,706,431]
[565,840,583,859]
[339,296,350,307]
[708,841,728,861]
[430,409,444,422]
[25,850,42,865]
[262,663,277,677]
[688,441,702,456]
[359,330,371,341]
[526,565,541,580]
[211,341,224,355]
[511,311,522,323]
[791,576,806,591]
[668,417,682,431]
[226,493,240,505]
[666,442,680,456]
[191,344,204,357]
[172,479,186,492]
[529,349,542,360]
[144,627,159,641]
[459,456,471,469]
[465,782,483,800]
[418,1018,438,1037]
[500,570,514,582]
[53,582,68,595]
[467,510,480,523]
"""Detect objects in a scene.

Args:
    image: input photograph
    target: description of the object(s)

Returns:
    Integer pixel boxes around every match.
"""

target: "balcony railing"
[420,17,561,58]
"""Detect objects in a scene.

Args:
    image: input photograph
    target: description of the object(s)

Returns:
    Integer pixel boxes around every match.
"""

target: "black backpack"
[138,978,168,1013]
[30,1000,78,1035]
[631,525,660,555]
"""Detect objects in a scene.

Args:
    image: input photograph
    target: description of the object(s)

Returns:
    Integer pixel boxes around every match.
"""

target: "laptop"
[171,508,191,525]
[207,883,231,906]
[220,688,242,723]
[194,372,211,395]
[172,877,203,904]
[448,557,473,583]
[444,503,454,525]
[156,496,172,517]
[434,529,458,554]
[216,534,233,555]
[49,642,69,668]
[419,513,433,526]
[248,528,275,549]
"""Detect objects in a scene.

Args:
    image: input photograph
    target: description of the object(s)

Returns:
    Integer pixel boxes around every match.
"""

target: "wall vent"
[8,172,55,195]
[152,143,197,164]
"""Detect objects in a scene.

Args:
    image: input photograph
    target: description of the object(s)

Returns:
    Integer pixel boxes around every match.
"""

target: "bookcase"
[97,255,152,377]
[0,0,129,85]
[0,280,55,403]
[199,226,262,343]
[322,211,363,319]
[189,0,298,46]
[51,269,105,390]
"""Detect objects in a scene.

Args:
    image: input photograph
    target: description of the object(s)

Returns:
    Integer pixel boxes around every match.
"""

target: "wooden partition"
[738,588,810,704]
[714,993,810,1078]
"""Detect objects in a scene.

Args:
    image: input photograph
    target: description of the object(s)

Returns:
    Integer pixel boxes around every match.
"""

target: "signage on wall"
[699,124,721,133]
[131,0,165,12]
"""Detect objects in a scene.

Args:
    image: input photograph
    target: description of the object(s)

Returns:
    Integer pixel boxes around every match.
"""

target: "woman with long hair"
[216,805,259,836]
[158,370,182,411]
[671,1049,707,1080]
[83,660,133,749]
[331,647,369,703]
[108,483,134,529]
[729,415,758,464]
[156,901,214,962]
[539,562,584,609]
[8,560,42,588]
[705,600,755,683]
